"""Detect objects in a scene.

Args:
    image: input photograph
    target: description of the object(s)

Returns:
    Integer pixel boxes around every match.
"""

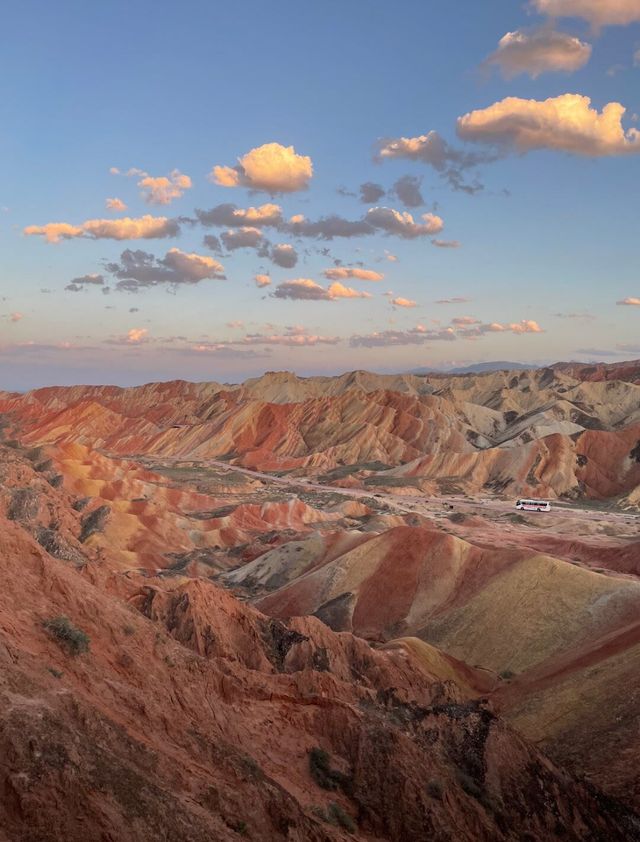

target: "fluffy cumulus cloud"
[196,203,283,229]
[65,273,106,292]
[254,274,272,287]
[391,175,424,207]
[137,170,192,205]
[210,142,313,193]
[457,94,640,156]
[106,197,127,212]
[366,207,444,238]
[272,278,371,301]
[485,29,592,78]
[106,248,225,291]
[126,328,148,344]
[25,215,179,243]
[220,227,264,250]
[270,243,298,268]
[377,130,491,193]
[617,296,640,305]
[9,312,23,323]
[323,267,384,281]
[391,296,417,308]
[532,0,640,28]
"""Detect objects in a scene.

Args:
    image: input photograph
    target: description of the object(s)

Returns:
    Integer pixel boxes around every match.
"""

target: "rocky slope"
[2,438,638,840]
[1,362,640,505]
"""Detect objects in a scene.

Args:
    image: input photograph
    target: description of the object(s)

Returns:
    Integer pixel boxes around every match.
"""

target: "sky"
[1,0,640,390]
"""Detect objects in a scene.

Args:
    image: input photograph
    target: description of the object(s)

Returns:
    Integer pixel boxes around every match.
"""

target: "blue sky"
[1,0,639,389]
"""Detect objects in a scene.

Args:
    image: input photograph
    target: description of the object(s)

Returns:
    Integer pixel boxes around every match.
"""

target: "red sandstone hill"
[1,363,639,505]
[2,439,638,840]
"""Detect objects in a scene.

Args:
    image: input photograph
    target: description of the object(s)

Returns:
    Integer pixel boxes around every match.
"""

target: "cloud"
[384,250,398,262]
[452,316,481,325]
[323,267,384,281]
[531,0,640,29]
[25,215,179,243]
[106,197,127,212]
[203,234,222,252]
[432,239,461,249]
[210,142,313,193]
[634,48,640,66]
[554,311,595,319]
[196,202,283,228]
[377,130,492,193]
[349,326,455,347]
[391,175,424,207]
[65,273,106,291]
[485,29,591,79]
[272,278,371,301]
[106,248,225,291]
[9,312,23,322]
[435,296,470,303]
[137,170,192,205]
[459,319,544,336]
[328,282,372,299]
[359,182,386,203]
[229,328,340,347]
[255,274,272,288]
[457,94,640,156]
[126,328,148,344]
[287,214,373,239]
[226,320,244,329]
[270,243,298,268]
[391,297,417,308]
[366,207,444,238]
[617,296,640,305]
[220,227,264,250]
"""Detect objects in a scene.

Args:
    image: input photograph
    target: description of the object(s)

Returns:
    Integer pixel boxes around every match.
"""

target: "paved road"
[164,457,637,527]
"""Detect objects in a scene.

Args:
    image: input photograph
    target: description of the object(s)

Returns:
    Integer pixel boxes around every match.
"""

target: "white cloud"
[617,296,640,305]
[210,142,313,193]
[458,94,640,156]
[485,29,591,78]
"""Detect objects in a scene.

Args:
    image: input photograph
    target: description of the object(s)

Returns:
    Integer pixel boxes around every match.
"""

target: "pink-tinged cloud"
[532,0,640,28]
[210,142,313,193]
[323,267,384,281]
[196,202,284,228]
[226,320,245,329]
[137,169,192,205]
[617,296,640,305]
[272,278,372,301]
[452,316,481,325]
[485,29,591,79]
[255,274,272,288]
[384,251,398,262]
[327,282,372,299]
[366,207,444,238]
[106,197,127,212]
[221,227,264,250]
[392,297,417,308]
[350,326,456,347]
[127,328,148,343]
[25,215,179,243]
[457,94,640,156]
[9,312,23,323]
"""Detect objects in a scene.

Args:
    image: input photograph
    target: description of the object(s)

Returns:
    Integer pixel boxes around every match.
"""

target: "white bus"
[516,499,551,512]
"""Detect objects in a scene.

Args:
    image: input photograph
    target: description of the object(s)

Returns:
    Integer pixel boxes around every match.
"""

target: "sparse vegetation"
[308,747,352,793]
[499,669,515,680]
[43,616,90,655]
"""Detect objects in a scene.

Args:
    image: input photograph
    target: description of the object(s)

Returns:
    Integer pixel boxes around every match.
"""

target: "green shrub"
[308,747,351,792]
[43,616,90,655]
[327,801,356,832]
[499,669,515,680]
[427,779,444,800]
